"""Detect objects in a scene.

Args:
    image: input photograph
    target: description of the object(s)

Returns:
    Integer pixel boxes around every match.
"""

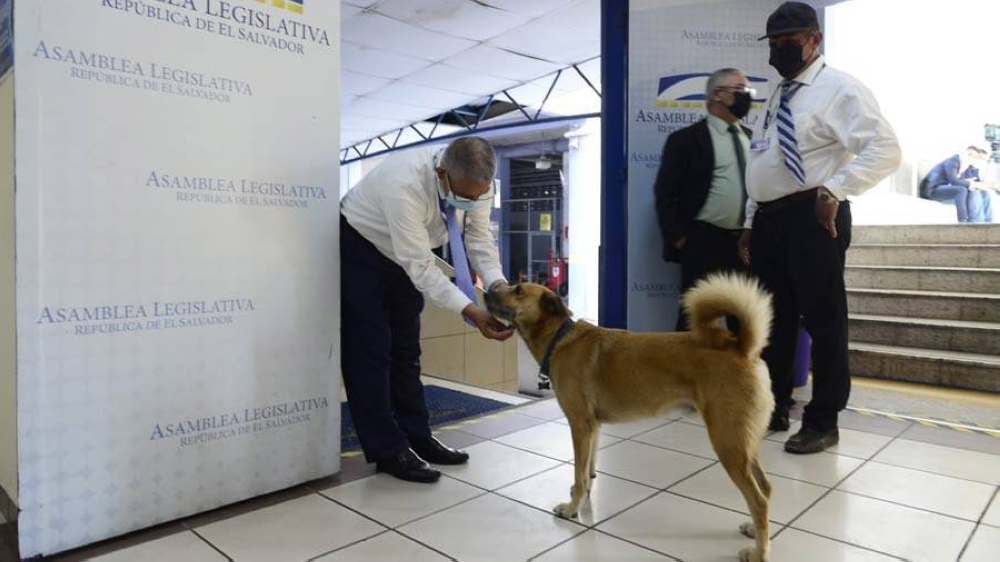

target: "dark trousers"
[340,216,431,462]
[750,197,852,432]
[676,221,746,331]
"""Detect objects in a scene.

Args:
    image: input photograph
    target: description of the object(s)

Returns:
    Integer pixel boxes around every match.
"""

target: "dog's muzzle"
[484,288,514,322]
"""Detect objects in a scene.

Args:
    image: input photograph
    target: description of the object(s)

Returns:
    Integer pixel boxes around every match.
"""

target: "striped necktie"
[777,81,806,186]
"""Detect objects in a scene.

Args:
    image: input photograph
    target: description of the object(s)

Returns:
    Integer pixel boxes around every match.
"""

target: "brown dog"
[485,273,775,562]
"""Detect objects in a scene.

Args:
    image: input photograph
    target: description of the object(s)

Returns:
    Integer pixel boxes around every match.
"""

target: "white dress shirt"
[744,55,901,227]
[341,145,505,315]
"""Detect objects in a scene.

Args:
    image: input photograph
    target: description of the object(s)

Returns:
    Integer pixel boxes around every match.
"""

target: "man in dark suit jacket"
[654,68,754,330]
[922,146,994,223]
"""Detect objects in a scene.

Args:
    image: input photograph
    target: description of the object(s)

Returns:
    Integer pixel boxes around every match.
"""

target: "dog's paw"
[738,546,767,562]
[552,502,579,519]
[739,521,757,539]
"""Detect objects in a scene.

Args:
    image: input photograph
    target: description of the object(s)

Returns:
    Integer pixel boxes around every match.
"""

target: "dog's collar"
[537,319,575,390]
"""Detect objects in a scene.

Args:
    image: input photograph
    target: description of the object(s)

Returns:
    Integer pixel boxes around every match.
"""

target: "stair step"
[849,342,1000,392]
[846,265,1000,293]
[847,288,1000,322]
[853,224,1000,245]
[847,244,1000,268]
[849,314,1000,355]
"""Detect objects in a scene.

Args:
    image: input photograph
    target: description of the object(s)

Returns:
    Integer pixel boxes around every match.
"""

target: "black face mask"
[728,92,752,119]
[770,42,807,79]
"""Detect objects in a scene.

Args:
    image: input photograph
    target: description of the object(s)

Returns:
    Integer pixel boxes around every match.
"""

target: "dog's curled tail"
[681,272,773,359]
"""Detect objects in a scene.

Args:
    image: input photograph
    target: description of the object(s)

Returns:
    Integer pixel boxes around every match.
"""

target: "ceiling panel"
[402,64,519,96]
[539,0,601,37]
[488,20,600,64]
[476,0,580,18]
[366,82,479,111]
[340,42,433,79]
[374,0,531,41]
[445,45,563,81]
[341,70,393,97]
[339,0,601,151]
[346,98,440,122]
[342,11,476,61]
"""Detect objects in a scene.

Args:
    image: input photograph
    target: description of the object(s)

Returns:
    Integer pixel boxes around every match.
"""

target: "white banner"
[627,0,782,331]
[14,1,340,556]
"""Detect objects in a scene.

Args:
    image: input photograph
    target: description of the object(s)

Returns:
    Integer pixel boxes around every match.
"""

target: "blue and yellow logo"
[254,0,304,15]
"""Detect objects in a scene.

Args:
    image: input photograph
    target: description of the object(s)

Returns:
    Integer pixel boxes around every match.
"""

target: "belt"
[691,220,742,236]
[755,188,818,215]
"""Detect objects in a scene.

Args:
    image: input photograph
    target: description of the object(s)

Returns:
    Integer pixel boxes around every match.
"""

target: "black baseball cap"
[759,2,820,40]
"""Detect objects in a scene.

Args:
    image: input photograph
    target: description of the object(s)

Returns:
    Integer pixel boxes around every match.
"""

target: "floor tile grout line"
[865,457,1000,487]
[779,429,899,534]
[303,528,394,562]
[317,481,491,532]
[782,527,911,561]
[827,488,990,524]
[976,486,1000,525]
[957,486,1000,561]
[590,528,686,562]
[520,525,591,562]
[186,526,236,562]
[366,529,460,562]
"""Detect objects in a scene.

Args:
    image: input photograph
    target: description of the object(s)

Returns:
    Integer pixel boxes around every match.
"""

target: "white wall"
[0,71,15,506]
[825,0,1000,193]
[565,118,601,324]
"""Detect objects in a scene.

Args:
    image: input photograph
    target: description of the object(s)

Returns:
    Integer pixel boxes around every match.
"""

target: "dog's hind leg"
[588,427,600,480]
[708,427,770,562]
[751,457,771,500]
[553,419,595,519]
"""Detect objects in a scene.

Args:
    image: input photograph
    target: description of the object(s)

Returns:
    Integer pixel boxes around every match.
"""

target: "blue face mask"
[439,171,493,211]
[444,192,480,212]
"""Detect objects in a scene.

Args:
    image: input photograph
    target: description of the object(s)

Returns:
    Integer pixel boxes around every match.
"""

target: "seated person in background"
[922,146,994,223]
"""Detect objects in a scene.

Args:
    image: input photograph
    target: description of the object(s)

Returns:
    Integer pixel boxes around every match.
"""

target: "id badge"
[750,138,771,153]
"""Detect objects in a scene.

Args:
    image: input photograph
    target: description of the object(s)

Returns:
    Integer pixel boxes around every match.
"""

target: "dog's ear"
[541,292,568,317]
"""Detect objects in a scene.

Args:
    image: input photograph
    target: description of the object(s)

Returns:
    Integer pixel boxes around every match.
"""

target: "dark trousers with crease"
[676,220,746,331]
[340,216,431,462]
[750,197,852,432]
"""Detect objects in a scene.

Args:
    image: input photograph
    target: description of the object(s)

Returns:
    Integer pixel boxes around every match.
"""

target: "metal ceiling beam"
[340,59,601,165]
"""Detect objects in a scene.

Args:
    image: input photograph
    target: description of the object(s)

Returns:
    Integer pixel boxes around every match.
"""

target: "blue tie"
[444,204,478,316]
[777,81,806,186]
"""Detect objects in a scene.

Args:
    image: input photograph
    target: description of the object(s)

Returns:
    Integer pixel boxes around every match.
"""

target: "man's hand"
[462,304,514,341]
[815,187,840,238]
[672,235,687,250]
[738,229,752,266]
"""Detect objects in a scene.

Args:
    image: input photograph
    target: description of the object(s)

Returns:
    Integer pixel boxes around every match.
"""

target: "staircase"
[847,224,1000,392]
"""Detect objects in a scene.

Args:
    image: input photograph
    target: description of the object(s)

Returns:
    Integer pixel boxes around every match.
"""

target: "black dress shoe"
[784,427,839,455]
[411,436,469,465]
[375,449,440,483]
[768,410,790,432]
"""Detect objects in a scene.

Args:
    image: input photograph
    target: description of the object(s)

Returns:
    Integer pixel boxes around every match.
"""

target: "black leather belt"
[756,188,818,214]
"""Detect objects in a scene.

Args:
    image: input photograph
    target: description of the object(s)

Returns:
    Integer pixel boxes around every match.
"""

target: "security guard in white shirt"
[340,137,513,483]
[739,2,901,454]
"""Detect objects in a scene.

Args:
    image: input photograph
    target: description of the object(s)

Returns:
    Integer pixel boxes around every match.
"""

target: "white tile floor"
[47,398,1000,562]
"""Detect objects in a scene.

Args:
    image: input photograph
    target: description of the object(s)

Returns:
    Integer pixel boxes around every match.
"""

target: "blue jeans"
[927,184,971,222]
[968,190,994,223]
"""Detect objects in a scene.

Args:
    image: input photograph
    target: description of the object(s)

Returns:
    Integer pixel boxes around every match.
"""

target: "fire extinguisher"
[547,249,568,297]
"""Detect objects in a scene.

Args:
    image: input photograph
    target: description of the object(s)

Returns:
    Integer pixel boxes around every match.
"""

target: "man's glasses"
[717,86,757,97]
[445,174,497,202]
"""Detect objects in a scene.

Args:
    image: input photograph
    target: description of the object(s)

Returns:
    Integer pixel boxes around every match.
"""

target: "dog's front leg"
[554,421,594,519]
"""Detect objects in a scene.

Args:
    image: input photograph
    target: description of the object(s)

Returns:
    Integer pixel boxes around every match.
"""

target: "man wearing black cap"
[738,2,901,454]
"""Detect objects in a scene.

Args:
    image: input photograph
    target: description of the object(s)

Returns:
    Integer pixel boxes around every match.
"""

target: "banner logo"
[656,72,768,108]
[253,0,304,15]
